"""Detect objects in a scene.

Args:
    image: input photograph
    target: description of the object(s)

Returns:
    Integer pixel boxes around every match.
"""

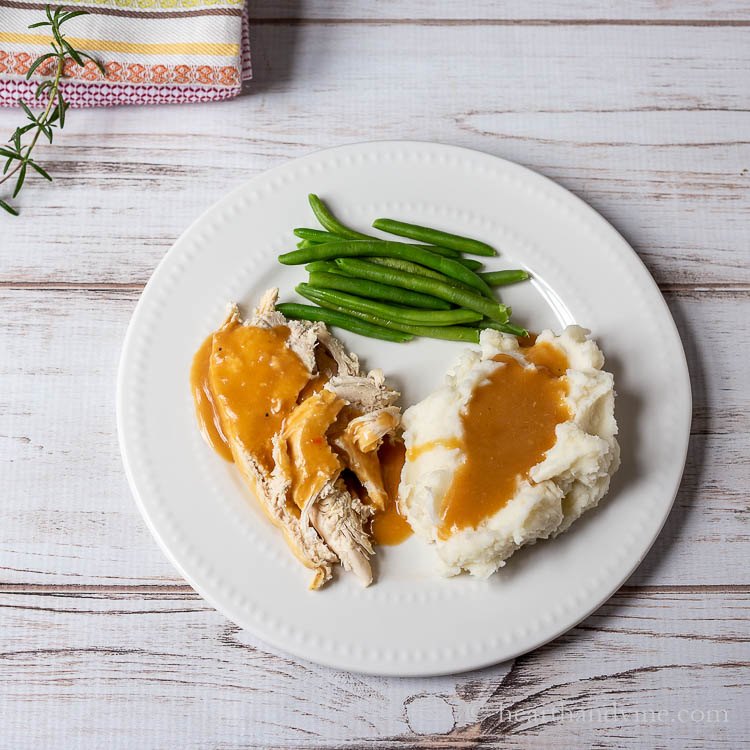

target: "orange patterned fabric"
[0,50,240,87]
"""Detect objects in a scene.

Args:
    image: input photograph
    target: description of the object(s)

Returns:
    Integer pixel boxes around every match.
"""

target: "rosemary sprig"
[0,5,106,216]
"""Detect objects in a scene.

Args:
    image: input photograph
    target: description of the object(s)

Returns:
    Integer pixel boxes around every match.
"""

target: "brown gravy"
[438,344,571,538]
[205,322,310,472]
[520,340,569,378]
[190,333,233,462]
[371,438,413,546]
[406,437,462,462]
[191,318,411,546]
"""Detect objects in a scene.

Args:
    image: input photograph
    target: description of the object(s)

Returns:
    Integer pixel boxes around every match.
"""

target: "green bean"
[370,255,481,284]
[480,269,530,286]
[335,258,509,323]
[457,258,483,271]
[368,257,477,295]
[300,222,464,264]
[304,260,350,275]
[296,287,480,343]
[372,218,497,257]
[301,207,464,258]
[480,319,529,337]
[276,302,412,343]
[307,259,473,298]
[302,281,477,323]
[296,238,316,249]
[299,214,463,258]
[279,240,494,297]
[307,271,451,310]
[368,257,447,281]
[308,194,372,240]
[410,244,461,259]
[294,228,342,243]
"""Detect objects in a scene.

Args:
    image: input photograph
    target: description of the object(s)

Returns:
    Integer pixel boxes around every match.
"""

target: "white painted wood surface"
[0,3,748,748]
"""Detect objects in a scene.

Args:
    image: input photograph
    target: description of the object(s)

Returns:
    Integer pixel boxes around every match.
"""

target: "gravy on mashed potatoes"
[400,326,620,579]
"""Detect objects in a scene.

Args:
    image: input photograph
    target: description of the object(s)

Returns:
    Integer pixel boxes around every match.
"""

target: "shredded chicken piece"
[315,327,360,377]
[275,387,377,582]
[279,389,345,514]
[308,478,374,586]
[327,370,400,411]
[330,425,388,510]
[347,407,402,453]
[326,374,402,511]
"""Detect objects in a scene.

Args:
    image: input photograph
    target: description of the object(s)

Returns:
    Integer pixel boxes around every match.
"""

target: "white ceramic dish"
[117,141,691,676]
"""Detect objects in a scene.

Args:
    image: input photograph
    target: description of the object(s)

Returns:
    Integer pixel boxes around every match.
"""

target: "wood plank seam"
[1,281,749,293]
[0,584,747,595]
[248,18,750,27]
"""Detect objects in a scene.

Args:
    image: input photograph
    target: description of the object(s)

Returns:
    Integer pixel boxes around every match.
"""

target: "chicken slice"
[326,372,402,511]
[315,326,360,377]
[308,478,374,586]
[328,369,400,410]
[347,407,402,453]
[208,300,336,589]
[278,389,345,515]
[327,405,401,511]
[275,389,377,586]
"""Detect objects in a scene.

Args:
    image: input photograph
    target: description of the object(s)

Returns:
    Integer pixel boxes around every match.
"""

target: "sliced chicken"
[278,388,345,514]
[308,478,374,586]
[347,407,402,453]
[208,302,336,589]
[200,289,402,589]
[330,420,388,510]
[274,388,377,585]
[327,369,399,410]
[315,327,360,378]
[327,372,402,511]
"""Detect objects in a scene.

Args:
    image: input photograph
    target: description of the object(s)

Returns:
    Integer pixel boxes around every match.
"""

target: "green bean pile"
[276,194,531,344]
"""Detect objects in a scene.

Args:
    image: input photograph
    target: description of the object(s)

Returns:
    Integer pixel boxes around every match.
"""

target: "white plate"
[117,141,691,676]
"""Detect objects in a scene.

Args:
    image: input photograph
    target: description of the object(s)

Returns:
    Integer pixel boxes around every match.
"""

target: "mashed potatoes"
[400,326,620,579]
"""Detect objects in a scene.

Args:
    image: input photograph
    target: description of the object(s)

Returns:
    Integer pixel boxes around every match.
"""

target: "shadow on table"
[622,290,704,583]
[601,218,706,586]
[242,0,306,95]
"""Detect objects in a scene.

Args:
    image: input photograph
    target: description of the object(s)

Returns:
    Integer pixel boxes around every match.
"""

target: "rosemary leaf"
[26,52,56,79]
[0,199,20,216]
[19,100,38,124]
[61,40,84,67]
[80,52,108,76]
[13,163,27,198]
[58,96,68,128]
[29,160,53,181]
[35,80,54,98]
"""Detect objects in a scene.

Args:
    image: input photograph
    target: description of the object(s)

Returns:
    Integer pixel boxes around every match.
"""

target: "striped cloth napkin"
[0,0,252,107]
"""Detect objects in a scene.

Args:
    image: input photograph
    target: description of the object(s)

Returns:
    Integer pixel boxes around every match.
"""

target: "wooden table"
[1,3,748,747]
